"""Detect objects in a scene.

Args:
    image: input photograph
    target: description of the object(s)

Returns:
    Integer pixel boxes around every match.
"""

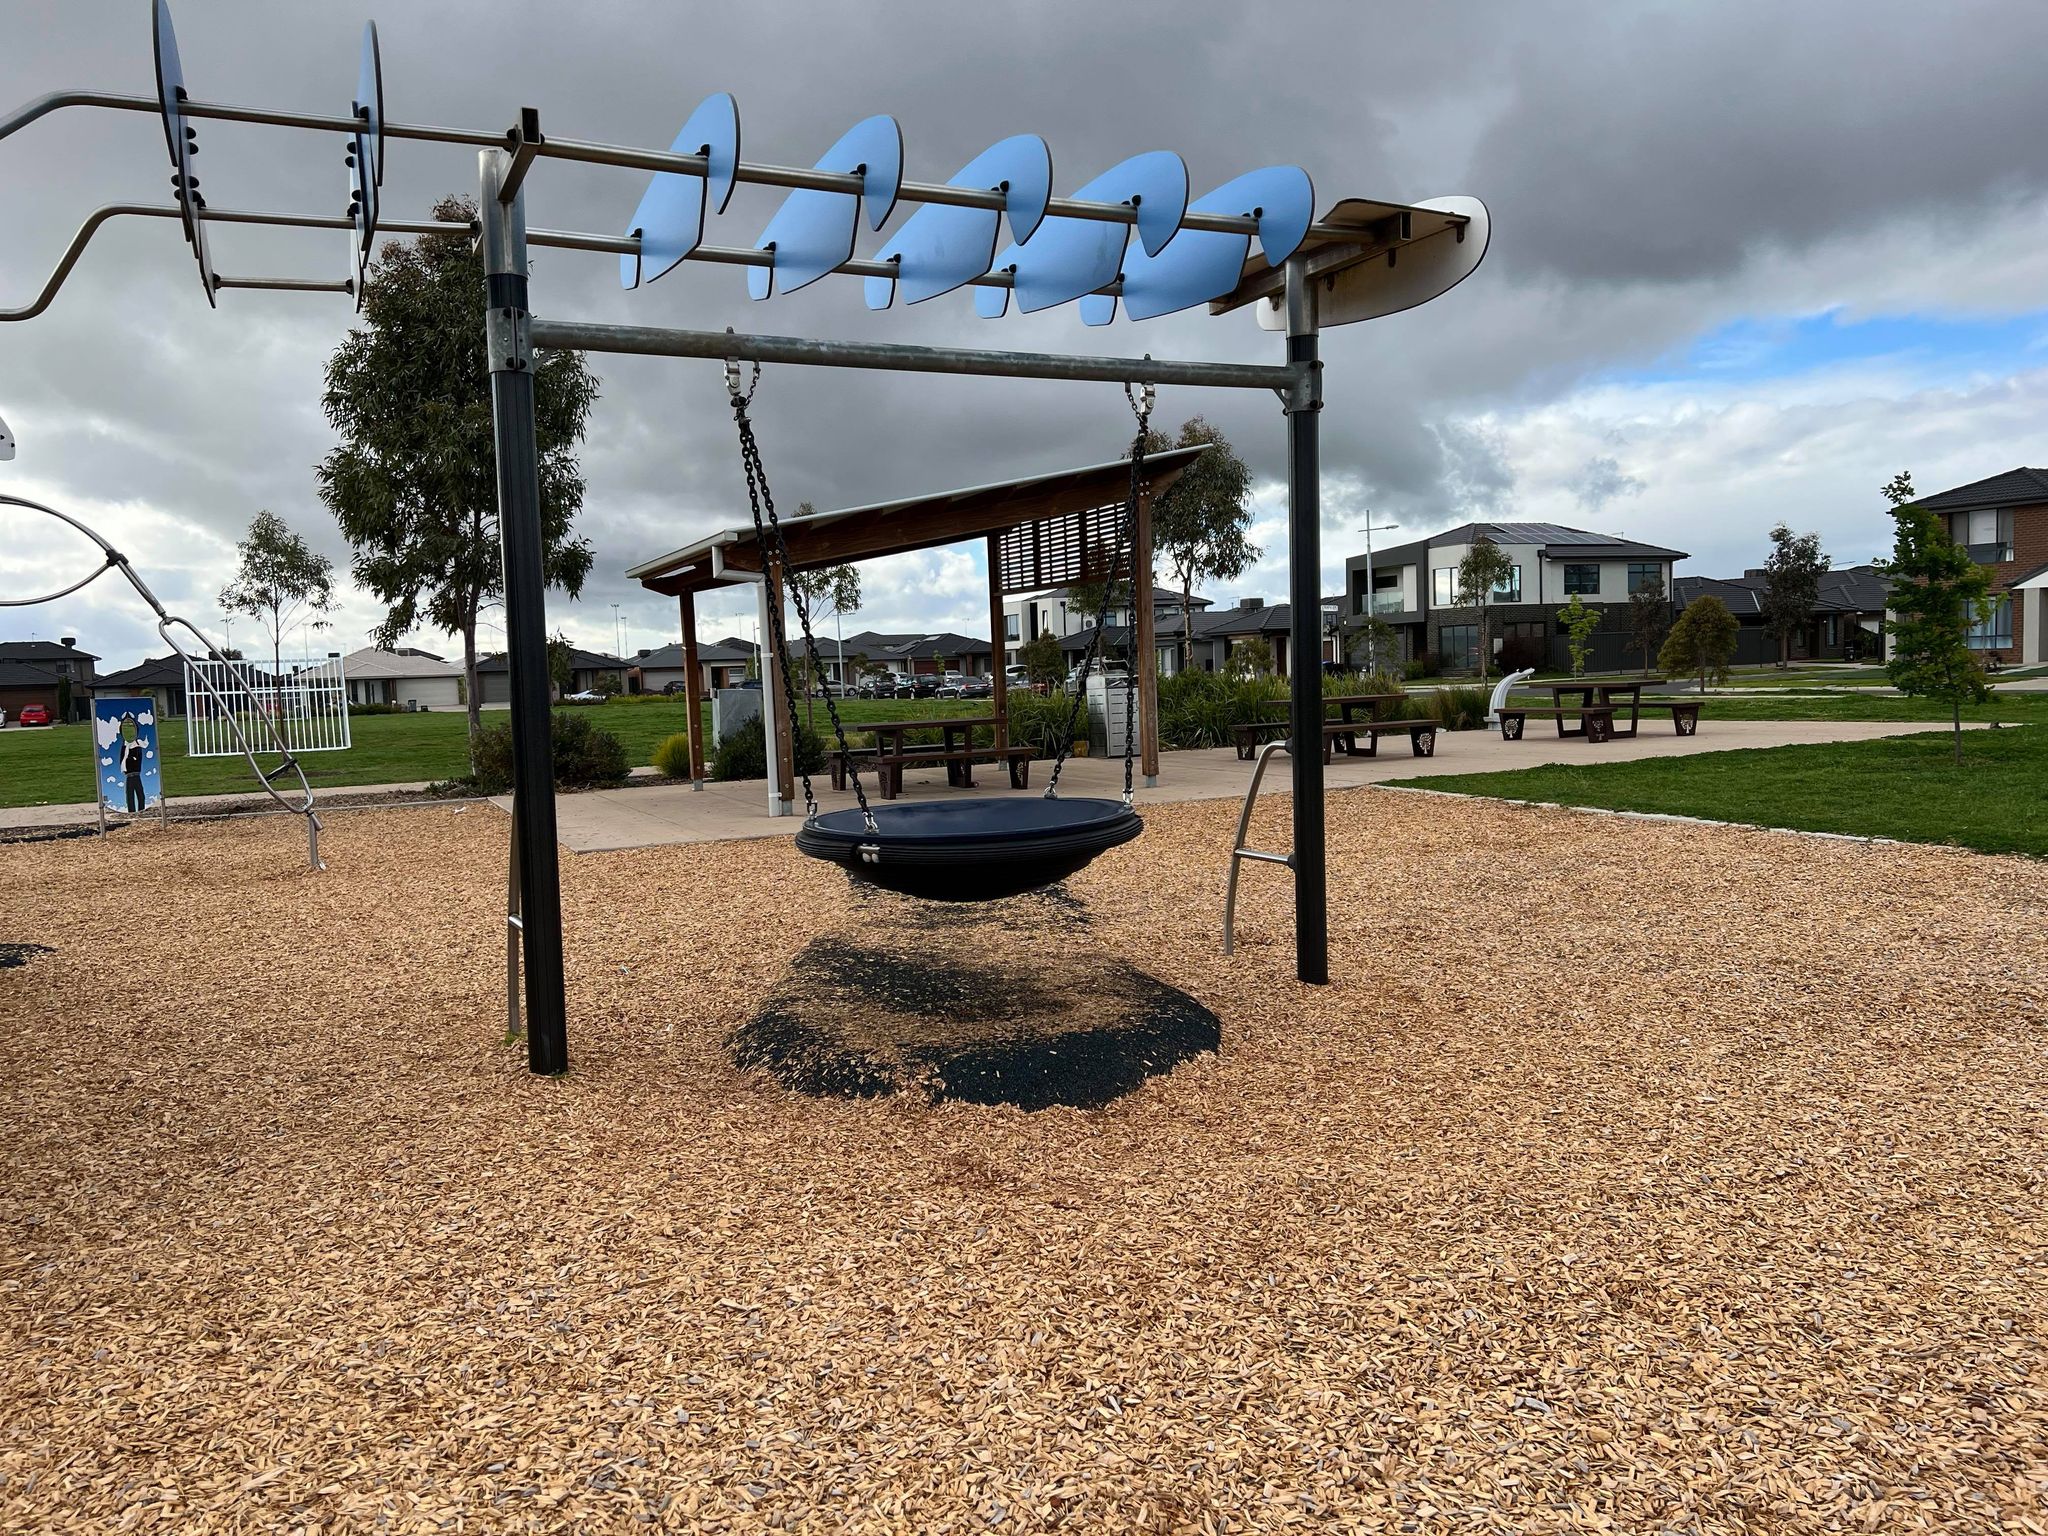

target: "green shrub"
[1419,685,1492,731]
[1154,668,1290,749]
[1006,690,1083,757]
[652,731,696,778]
[710,713,827,781]
[469,711,631,794]
[347,701,400,716]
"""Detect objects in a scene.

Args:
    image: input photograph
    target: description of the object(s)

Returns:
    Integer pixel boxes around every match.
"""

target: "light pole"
[610,602,622,661]
[1355,515,1400,673]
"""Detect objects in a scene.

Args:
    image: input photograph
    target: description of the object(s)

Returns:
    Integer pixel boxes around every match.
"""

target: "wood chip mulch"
[1,790,2044,1533]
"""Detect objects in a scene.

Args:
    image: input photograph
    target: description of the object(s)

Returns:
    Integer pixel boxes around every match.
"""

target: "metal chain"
[726,360,876,831]
[1045,380,1153,803]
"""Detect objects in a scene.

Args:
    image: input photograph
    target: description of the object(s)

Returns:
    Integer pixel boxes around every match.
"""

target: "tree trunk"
[461,617,481,760]
[1181,572,1196,677]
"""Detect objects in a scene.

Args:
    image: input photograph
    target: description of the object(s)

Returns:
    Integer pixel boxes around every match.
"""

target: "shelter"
[628,446,1206,812]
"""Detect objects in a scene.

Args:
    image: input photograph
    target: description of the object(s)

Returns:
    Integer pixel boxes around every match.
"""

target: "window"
[1563,563,1600,596]
[1968,594,2014,651]
[1004,614,1020,642]
[1438,624,1478,670]
[1950,509,2016,561]
[1626,562,1663,595]
[1500,620,1545,641]
[1493,566,1522,602]
[1431,567,1456,606]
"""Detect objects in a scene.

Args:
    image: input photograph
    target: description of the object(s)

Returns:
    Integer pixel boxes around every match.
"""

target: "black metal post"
[480,146,569,1075]
[1284,258,1328,985]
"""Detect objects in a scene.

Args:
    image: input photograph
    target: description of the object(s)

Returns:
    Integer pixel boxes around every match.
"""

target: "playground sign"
[92,695,166,829]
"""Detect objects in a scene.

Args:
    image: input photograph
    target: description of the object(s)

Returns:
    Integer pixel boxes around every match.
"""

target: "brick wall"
[1989,502,2048,664]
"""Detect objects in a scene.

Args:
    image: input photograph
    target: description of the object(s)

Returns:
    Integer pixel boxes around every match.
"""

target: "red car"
[15,704,51,726]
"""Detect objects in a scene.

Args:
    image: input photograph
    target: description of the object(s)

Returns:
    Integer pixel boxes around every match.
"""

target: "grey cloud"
[1569,455,1645,514]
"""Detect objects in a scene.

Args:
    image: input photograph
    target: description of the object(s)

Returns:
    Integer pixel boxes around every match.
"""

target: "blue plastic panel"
[356,21,384,189]
[750,115,902,299]
[987,151,1187,315]
[1116,165,1313,321]
[619,93,740,290]
[864,134,1051,309]
[151,0,214,307]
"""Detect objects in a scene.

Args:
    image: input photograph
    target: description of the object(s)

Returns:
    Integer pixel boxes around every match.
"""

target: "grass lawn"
[1504,689,2048,725]
[0,697,995,809]
[1393,723,2048,857]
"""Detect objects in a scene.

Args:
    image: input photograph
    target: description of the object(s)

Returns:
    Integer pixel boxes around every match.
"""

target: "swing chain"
[1044,378,1153,804]
[727,364,876,833]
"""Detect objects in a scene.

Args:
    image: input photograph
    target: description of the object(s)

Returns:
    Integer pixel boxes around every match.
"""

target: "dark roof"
[1674,563,1890,616]
[2011,557,2048,587]
[0,639,98,661]
[1030,584,1210,608]
[476,647,626,674]
[96,655,187,687]
[0,659,59,687]
[1364,522,1688,564]
[1913,467,2048,513]
[631,641,753,669]
[1197,602,1297,636]
[882,632,992,659]
[712,635,757,653]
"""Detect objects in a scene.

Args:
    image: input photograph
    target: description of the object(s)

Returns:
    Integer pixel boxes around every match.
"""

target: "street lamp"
[610,602,622,660]
[1355,516,1400,673]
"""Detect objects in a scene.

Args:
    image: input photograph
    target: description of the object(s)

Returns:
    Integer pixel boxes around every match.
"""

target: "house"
[1003,585,1211,647]
[1671,564,1890,665]
[1342,522,1688,674]
[0,638,98,720]
[92,654,190,717]
[341,646,464,710]
[834,630,994,683]
[629,636,757,693]
[1907,467,2048,666]
[475,646,628,703]
[1166,596,1349,677]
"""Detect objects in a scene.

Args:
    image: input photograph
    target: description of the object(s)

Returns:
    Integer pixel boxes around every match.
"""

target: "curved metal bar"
[0,493,323,867]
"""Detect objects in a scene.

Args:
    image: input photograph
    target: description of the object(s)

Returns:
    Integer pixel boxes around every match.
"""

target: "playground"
[3,793,2045,1530]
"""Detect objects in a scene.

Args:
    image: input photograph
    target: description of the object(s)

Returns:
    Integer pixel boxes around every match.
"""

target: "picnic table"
[1497,677,1700,744]
[1233,693,1422,760]
[863,714,1034,799]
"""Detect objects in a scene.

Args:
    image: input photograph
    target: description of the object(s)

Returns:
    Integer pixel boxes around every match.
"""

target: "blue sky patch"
[1614,307,2048,387]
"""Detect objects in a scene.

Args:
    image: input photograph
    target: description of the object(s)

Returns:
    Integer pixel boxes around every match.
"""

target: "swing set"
[0,2,1490,1073]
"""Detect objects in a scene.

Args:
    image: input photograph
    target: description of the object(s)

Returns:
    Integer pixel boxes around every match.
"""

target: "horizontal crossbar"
[528,319,1305,392]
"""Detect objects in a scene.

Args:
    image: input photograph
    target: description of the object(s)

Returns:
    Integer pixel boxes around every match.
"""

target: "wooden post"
[678,590,705,784]
[1134,485,1159,784]
[987,532,1009,749]
[763,562,795,806]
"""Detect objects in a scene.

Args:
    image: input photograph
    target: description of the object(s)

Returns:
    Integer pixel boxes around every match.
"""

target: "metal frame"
[1223,738,1293,958]
[0,42,1492,1075]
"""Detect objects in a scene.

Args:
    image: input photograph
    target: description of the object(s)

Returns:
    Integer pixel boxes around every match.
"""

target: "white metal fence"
[184,654,352,757]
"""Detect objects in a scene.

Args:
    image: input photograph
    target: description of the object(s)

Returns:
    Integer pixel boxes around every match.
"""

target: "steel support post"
[1283,258,1328,985]
[480,148,569,1075]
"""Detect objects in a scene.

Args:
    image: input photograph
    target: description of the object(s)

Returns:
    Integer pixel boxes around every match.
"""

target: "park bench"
[1232,719,1292,759]
[1352,718,1439,758]
[827,745,880,791]
[1497,704,1620,743]
[873,744,1036,799]
[1635,701,1703,736]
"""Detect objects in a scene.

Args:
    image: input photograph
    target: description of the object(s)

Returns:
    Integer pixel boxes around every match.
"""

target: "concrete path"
[513,718,1961,854]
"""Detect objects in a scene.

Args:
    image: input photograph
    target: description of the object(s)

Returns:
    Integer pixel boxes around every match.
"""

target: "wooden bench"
[1498,705,1619,743]
[827,746,879,791]
[1635,701,1703,736]
[1351,718,1439,758]
[1232,719,1291,759]
[873,745,1035,799]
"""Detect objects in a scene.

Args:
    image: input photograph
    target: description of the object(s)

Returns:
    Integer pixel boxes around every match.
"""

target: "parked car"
[959,677,993,700]
[15,703,50,726]
[933,670,969,698]
[1065,661,1130,690]
[661,680,691,696]
[1004,664,1032,687]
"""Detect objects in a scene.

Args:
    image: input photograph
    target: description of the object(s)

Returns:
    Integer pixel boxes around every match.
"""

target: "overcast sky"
[7,0,2048,669]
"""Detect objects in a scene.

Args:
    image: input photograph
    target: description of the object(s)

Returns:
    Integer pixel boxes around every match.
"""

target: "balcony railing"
[1965,541,2015,564]
[1357,592,1408,617]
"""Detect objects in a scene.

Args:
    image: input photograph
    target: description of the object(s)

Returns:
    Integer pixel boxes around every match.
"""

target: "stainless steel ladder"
[1223,738,1293,956]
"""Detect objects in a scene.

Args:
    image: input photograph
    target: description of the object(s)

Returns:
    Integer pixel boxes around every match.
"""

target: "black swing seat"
[795,797,1142,901]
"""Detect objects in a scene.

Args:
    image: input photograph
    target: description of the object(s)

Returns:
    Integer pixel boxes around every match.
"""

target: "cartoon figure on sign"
[91,696,163,816]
